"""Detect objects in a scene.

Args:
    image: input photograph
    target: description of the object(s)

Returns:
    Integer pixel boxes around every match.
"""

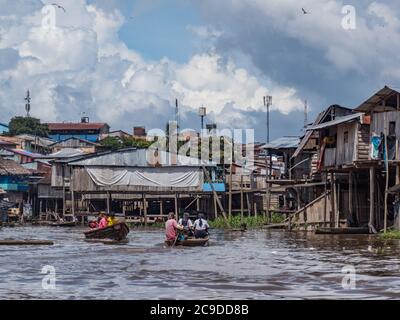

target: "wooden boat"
[165,237,209,247]
[84,222,130,241]
[315,227,370,235]
[49,221,77,227]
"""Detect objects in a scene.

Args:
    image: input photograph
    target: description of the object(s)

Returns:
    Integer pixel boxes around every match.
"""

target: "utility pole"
[304,99,308,132]
[198,106,206,135]
[25,90,31,118]
[263,96,272,143]
[175,98,179,153]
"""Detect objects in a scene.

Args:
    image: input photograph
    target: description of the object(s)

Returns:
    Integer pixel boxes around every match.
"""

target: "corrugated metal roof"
[307,113,363,130]
[39,148,87,159]
[10,149,43,158]
[355,86,400,112]
[17,134,55,147]
[47,122,109,131]
[261,137,300,150]
[68,148,216,167]
[0,159,31,175]
[292,105,352,159]
[49,137,99,147]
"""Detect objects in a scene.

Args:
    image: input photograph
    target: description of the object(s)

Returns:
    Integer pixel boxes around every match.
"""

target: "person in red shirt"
[98,213,108,229]
[165,212,179,241]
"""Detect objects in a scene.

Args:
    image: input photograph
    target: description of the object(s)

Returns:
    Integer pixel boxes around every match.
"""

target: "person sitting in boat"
[107,213,118,226]
[178,212,193,238]
[193,213,209,239]
[98,213,108,229]
[165,212,183,241]
[89,219,98,229]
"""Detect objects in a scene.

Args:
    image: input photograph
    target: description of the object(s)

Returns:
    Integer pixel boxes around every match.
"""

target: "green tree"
[100,136,123,150]
[8,116,49,137]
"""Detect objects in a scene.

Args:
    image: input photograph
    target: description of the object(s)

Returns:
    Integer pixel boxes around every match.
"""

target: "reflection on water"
[0,226,400,299]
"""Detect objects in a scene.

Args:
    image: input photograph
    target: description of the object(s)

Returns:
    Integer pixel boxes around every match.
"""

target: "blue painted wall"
[49,134,99,142]
[0,176,29,192]
[202,183,226,192]
[0,123,9,134]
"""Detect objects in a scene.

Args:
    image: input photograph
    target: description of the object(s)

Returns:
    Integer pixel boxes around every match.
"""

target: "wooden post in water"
[201,166,230,227]
[228,163,233,219]
[323,178,327,227]
[71,181,75,217]
[106,192,110,214]
[174,193,178,219]
[160,199,164,219]
[330,172,335,228]
[349,170,353,226]
[213,193,218,219]
[384,113,389,233]
[246,193,251,217]
[240,175,244,223]
[143,193,147,227]
[369,166,376,233]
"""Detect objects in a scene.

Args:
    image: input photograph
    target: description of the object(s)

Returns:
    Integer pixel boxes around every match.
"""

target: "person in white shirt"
[193,213,209,239]
[178,212,193,238]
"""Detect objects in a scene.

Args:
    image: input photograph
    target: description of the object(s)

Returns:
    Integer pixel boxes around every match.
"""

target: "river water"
[0,226,399,300]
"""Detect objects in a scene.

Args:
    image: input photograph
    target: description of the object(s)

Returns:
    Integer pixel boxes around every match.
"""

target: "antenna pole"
[304,99,308,132]
[25,90,31,118]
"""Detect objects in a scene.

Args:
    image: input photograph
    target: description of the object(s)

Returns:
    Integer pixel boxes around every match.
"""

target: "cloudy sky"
[0,0,398,141]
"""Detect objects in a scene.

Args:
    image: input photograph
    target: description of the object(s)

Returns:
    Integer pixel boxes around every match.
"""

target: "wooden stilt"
[213,193,218,219]
[174,193,178,219]
[324,177,327,227]
[143,193,147,227]
[240,175,244,223]
[369,166,377,233]
[330,172,335,228]
[246,193,251,216]
[349,170,353,227]
[71,184,75,217]
[201,166,230,227]
[228,163,232,219]
[384,113,389,232]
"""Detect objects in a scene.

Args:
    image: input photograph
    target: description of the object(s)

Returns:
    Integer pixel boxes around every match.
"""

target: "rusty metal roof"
[47,122,109,131]
[307,112,364,130]
[261,136,300,150]
[0,159,31,176]
[355,86,400,112]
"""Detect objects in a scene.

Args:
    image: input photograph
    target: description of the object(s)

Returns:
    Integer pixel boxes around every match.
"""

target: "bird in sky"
[302,8,310,15]
[51,3,66,12]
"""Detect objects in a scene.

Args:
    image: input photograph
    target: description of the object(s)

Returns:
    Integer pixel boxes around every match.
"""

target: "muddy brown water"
[0,226,399,299]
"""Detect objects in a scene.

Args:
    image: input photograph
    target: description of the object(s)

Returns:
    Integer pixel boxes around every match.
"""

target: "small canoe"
[84,222,130,241]
[165,237,209,247]
[49,221,77,227]
[315,227,370,235]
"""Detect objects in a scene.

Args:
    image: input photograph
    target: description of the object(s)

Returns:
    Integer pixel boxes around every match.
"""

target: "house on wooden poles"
[289,86,400,232]
[48,148,224,224]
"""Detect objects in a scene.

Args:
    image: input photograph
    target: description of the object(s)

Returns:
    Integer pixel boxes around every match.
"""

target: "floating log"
[0,239,54,246]
[315,227,370,235]
[262,223,288,229]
